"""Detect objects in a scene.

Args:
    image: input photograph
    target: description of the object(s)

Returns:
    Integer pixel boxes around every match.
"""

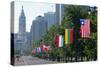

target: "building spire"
[20,5,25,17]
[22,5,23,9]
[19,5,26,33]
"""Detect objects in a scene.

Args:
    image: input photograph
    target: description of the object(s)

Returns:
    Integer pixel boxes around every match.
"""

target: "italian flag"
[65,28,74,45]
[55,35,63,47]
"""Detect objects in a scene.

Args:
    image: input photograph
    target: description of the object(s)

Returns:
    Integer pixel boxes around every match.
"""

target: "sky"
[14,1,55,33]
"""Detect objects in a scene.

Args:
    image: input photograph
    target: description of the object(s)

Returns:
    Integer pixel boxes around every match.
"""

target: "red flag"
[41,44,46,51]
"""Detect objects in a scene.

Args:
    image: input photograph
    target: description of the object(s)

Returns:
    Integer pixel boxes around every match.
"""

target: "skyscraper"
[17,6,26,55]
[44,12,56,30]
[30,16,47,45]
[56,4,64,25]
[19,6,26,37]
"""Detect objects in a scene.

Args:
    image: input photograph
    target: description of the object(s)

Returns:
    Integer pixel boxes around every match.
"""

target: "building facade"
[44,12,56,30]
[30,16,47,46]
[14,6,27,55]
[56,4,64,25]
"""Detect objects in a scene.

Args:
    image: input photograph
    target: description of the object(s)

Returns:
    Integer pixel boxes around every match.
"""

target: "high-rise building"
[56,4,64,25]
[15,6,27,55]
[26,32,31,53]
[44,12,55,30]
[30,16,47,45]
[32,20,39,41]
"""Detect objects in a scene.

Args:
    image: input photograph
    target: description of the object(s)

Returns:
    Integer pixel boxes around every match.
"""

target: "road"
[14,56,57,66]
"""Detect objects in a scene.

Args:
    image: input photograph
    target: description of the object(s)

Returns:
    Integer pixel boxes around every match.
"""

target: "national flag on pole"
[55,35,63,47]
[41,44,46,52]
[65,29,74,45]
[80,19,90,38]
[38,47,42,53]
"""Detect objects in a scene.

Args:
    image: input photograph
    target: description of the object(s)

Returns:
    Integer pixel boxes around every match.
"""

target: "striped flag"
[80,19,90,38]
[65,29,74,45]
[38,47,42,53]
[55,35,63,47]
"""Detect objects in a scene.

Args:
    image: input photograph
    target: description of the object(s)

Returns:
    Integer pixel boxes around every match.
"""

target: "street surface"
[14,56,57,66]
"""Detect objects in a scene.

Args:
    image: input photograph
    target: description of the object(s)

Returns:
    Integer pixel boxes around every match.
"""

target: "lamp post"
[88,6,97,17]
[88,7,91,15]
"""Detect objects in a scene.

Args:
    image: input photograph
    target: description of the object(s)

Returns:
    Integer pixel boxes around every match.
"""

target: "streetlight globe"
[88,11,91,15]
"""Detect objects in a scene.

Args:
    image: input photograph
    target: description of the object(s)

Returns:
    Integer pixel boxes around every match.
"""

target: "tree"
[62,5,97,61]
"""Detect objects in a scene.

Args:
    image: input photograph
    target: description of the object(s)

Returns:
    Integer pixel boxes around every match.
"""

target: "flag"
[65,29,74,45]
[38,47,42,53]
[80,19,90,38]
[55,35,63,47]
[41,44,46,52]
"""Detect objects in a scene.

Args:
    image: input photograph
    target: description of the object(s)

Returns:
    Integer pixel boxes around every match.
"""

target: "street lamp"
[88,7,91,15]
[88,6,97,14]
